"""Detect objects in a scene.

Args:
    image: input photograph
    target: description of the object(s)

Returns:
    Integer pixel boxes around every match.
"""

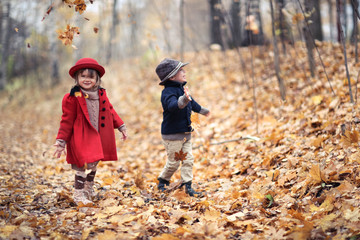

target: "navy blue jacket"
[161,81,202,135]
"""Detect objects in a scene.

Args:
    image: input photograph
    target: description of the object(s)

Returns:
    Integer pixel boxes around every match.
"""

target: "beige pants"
[158,139,194,183]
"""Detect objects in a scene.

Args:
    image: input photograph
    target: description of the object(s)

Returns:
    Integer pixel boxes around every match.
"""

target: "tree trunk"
[180,0,185,60]
[351,0,359,44]
[277,0,287,54]
[0,1,11,90]
[106,0,119,64]
[270,0,286,100]
[210,0,223,49]
[304,0,316,77]
[230,0,241,47]
[305,0,323,41]
[127,1,139,57]
[328,0,334,41]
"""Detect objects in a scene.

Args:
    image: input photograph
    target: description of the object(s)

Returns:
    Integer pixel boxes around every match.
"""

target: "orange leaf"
[174,150,187,162]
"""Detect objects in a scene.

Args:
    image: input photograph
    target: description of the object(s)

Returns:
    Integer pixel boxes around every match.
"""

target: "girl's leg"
[84,166,97,198]
[74,170,93,205]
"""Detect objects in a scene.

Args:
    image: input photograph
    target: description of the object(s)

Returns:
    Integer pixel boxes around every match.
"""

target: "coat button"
[101,116,105,120]
[101,123,105,127]
[103,100,106,104]
[102,108,106,111]
[101,92,104,96]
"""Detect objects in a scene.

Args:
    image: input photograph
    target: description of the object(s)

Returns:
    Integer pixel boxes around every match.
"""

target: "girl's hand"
[53,144,66,158]
[205,111,211,117]
[120,129,127,141]
[184,86,192,101]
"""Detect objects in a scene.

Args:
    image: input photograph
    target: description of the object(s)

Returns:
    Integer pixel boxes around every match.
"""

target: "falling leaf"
[14,28,19,32]
[74,0,86,14]
[27,43,31,48]
[42,4,53,21]
[57,24,80,46]
[93,27,99,33]
[174,150,187,162]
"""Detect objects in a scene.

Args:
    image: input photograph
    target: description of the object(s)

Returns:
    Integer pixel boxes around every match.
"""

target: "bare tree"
[106,0,119,64]
[0,0,11,90]
[327,0,334,42]
[270,0,286,100]
[180,0,185,60]
[209,0,223,49]
[230,0,241,47]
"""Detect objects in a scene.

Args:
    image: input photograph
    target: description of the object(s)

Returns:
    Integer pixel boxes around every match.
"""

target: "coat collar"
[70,85,105,96]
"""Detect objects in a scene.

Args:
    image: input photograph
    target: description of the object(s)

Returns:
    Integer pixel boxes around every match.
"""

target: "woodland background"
[0,0,360,239]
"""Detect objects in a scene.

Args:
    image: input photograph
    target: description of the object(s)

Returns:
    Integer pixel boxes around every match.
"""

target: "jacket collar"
[164,80,187,88]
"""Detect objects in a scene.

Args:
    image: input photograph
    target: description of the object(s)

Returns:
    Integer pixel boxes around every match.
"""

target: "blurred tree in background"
[0,0,358,90]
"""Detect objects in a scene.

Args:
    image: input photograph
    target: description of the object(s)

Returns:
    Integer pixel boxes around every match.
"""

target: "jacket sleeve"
[109,102,124,129]
[190,98,202,113]
[56,94,77,142]
[162,90,180,112]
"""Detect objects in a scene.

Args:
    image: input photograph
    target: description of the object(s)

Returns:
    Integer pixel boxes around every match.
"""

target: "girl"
[54,58,127,205]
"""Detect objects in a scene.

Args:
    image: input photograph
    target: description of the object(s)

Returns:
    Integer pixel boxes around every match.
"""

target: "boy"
[155,58,210,197]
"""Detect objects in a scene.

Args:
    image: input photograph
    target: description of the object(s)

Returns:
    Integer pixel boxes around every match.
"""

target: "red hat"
[69,58,105,78]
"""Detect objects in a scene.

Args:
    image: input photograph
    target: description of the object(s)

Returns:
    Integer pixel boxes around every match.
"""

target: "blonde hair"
[74,69,102,89]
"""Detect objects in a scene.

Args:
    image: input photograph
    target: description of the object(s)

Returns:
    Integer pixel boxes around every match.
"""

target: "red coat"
[56,87,124,168]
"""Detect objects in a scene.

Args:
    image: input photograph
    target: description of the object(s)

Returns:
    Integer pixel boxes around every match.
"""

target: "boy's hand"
[184,86,192,101]
[205,111,211,117]
[53,144,66,158]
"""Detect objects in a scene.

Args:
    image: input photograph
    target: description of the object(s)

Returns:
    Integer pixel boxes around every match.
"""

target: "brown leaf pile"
[0,43,359,239]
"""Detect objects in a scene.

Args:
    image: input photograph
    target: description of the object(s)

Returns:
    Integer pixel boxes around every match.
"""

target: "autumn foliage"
[0,43,360,239]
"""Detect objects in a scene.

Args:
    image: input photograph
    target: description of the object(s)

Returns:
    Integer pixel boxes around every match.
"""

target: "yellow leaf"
[310,195,334,213]
[308,164,324,184]
[311,95,323,105]
[97,230,117,240]
[344,208,360,222]
[204,209,221,221]
[0,225,17,238]
[153,234,180,240]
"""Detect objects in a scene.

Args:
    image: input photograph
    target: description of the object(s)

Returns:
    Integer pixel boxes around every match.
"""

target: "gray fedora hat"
[156,58,189,85]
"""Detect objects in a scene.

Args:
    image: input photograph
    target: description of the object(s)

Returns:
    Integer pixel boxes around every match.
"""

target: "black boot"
[157,177,170,192]
[183,181,204,197]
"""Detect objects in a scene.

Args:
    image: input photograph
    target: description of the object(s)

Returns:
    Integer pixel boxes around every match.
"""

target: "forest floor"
[0,43,360,240]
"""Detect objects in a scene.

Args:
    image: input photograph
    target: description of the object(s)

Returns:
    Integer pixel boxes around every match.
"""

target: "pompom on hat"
[156,58,189,85]
[69,58,105,78]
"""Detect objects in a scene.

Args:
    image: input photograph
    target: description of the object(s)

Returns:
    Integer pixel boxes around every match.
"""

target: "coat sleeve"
[56,94,77,142]
[109,102,124,129]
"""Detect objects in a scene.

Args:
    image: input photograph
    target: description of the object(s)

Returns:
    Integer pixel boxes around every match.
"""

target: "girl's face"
[77,69,98,90]
[170,67,186,83]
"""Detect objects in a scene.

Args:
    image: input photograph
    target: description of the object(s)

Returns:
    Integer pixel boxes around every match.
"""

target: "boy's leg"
[180,140,194,183]
[180,140,203,197]
[158,139,183,182]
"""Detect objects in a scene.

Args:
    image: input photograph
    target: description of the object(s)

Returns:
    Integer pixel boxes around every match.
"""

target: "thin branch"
[193,136,260,150]
[337,0,354,103]
[296,0,336,96]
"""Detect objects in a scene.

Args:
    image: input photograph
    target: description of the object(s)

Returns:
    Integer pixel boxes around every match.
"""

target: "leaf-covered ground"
[1,43,360,239]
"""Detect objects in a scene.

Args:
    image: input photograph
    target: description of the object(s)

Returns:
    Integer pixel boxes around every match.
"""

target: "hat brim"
[69,63,105,78]
[159,62,189,85]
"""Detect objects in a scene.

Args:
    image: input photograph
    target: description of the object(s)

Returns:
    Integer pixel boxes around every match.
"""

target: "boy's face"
[170,67,186,83]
